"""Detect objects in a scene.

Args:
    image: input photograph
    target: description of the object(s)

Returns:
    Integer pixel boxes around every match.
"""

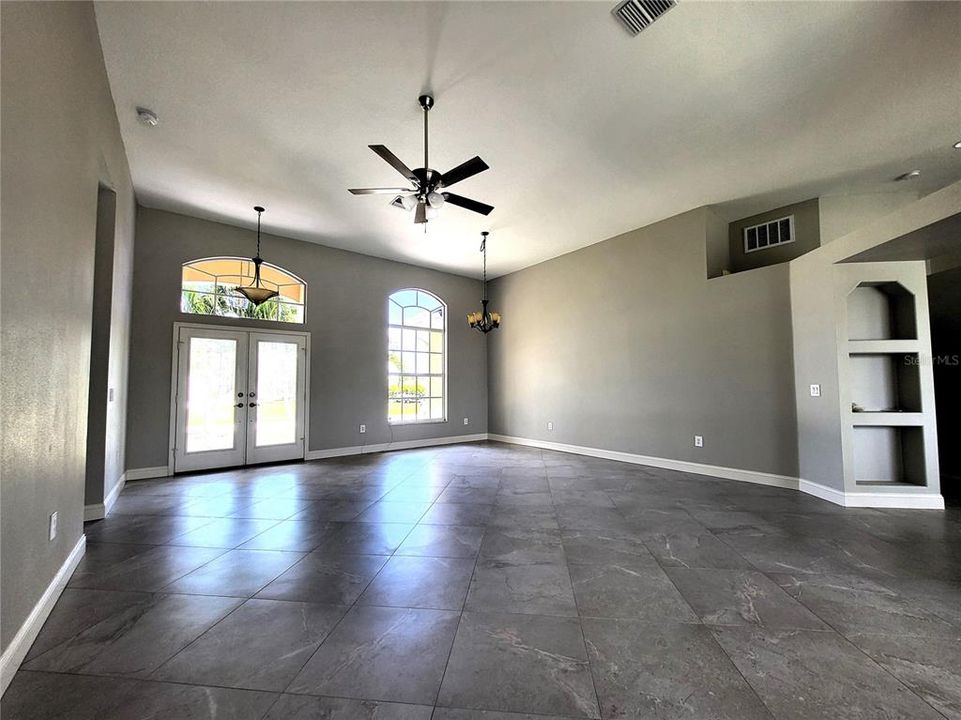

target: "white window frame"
[387,288,448,425]
[743,215,795,254]
[180,256,307,324]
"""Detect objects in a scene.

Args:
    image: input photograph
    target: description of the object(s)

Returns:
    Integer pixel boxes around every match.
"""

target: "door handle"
[235,403,244,408]
[248,402,257,407]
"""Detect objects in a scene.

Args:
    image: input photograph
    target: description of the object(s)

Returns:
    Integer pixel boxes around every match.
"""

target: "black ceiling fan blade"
[414,202,427,224]
[443,193,494,216]
[439,156,489,188]
[349,187,416,195]
[369,145,417,182]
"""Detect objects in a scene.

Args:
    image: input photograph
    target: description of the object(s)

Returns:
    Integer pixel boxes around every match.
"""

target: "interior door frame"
[168,321,311,475]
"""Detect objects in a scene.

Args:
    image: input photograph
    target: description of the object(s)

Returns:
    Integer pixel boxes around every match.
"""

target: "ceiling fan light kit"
[349,94,494,226]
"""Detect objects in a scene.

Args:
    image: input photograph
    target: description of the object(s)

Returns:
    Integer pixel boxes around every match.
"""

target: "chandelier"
[236,205,279,306]
[467,231,501,333]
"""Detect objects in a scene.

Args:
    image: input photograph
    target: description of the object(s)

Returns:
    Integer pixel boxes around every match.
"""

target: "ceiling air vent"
[612,0,676,36]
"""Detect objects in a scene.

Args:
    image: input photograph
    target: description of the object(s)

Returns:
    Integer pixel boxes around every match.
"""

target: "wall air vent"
[612,0,676,36]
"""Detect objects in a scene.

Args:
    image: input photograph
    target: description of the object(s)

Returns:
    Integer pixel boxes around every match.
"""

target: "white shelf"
[847,340,919,355]
[850,412,924,427]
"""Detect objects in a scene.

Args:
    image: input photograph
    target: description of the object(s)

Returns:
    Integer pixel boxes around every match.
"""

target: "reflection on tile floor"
[4,441,960,719]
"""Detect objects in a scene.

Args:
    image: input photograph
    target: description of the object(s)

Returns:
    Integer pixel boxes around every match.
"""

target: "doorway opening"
[927,266,961,501]
[170,323,309,473]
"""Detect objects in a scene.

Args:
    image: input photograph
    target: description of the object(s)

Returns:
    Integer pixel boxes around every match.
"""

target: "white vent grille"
[612,0,677,36]
[744,215,795,253]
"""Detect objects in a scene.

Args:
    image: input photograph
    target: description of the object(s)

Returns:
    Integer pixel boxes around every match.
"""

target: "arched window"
[388,289,445,423]
[181,257,306,324]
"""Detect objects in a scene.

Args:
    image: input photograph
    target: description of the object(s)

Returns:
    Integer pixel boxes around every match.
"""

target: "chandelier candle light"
[467,231,501,333]
[236,205,280,306]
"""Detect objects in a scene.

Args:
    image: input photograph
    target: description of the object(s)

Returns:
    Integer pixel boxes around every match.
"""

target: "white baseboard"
[124,465,170,481]
[83,472,126,521]
[306,433,488,461]
[0,533,86,696]
[489,434,800,490]
[799,479,945,509]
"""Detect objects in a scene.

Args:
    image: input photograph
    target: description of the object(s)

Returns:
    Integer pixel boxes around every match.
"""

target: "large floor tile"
[168,517,282,548]
[0,671,276,720]
[433,710,581,720]
[438,611,599,718]
[153,598,346,690]
[479,528,566,566]
[67,544,227,591]
[770,572,961,637]
[667,568,829,629]
[287,605,459,704]
[83,514,215,545]
[848,632,961,719]
[256,551,388,604]
[582,618,773,719]
[24,593,241,677]
[23,588,151,662]
[421,502,495,526]
[354,500,433,524]
[163,548,305,597]
[357,555,474,610]
[711,626,944,719]
[265,694,433,719]
[569,563,697,621]
[319,522,415,555]
[238,519,343,551]
[395,524,485,558]
[466,561,577,616]
[642,531,753,570]
[561,530,659,570]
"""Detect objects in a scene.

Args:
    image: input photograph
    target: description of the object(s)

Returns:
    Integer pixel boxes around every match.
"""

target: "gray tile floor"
[5,441,961,719]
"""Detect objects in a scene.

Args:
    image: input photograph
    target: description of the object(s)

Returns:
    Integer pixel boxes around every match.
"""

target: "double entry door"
[172,325,308,472]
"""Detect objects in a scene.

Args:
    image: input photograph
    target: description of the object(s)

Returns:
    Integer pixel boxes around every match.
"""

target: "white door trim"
[169,322,310,475]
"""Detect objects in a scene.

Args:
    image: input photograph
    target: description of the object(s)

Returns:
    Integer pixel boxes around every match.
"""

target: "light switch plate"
[810,384,821,397]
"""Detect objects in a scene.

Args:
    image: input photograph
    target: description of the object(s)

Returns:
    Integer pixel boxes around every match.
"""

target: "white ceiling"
[95,1,961,278]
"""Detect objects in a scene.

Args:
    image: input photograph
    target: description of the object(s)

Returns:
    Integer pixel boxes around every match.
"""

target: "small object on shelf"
[852,403,864,413]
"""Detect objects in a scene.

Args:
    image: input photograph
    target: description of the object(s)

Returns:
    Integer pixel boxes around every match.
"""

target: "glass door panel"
[174,327,248,472]
[246,333,306,464]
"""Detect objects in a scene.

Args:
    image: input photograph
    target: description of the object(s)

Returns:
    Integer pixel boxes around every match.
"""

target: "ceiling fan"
[349,94,493,225]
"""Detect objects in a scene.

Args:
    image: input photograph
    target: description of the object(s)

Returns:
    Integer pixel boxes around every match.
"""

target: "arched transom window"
[181,257,306,324]
[388,289,446,423]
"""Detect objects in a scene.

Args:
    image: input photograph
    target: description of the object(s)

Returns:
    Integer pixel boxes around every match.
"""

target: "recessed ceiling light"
[894,170,921,182]
[136,107,159,126]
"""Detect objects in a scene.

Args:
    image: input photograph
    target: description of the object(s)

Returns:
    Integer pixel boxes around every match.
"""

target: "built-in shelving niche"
[849,353,921,414]
[847,281,917,341]
[852,426,926,486]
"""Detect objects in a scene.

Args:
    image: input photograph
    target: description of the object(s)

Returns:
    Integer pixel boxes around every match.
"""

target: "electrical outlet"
[49,511,58,541]
[810,384,821,397]
[547,422,554,431]
[463,417,469,425]
[359,424,366,434]
[694,435,704,448]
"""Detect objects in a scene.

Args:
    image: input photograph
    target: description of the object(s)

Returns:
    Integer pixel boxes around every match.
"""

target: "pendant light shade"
[467,231,501,333]
[236,205,280,306]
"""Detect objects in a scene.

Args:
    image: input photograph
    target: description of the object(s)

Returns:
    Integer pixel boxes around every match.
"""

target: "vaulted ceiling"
[95,1,961,277]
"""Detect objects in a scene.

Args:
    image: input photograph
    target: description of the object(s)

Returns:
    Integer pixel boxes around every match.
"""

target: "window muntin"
[181,257,305,323]
[388,289,446,423]
[744,215,794,253]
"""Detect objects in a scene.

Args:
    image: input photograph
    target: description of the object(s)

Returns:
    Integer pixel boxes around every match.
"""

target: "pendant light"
[467,231,501,333]
[236,205,279,306]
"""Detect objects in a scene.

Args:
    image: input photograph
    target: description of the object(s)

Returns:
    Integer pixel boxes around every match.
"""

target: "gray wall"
[729,199,820,273]
[488,207,799,478]
[1,2,136,651]
[127,208,488,469]
[928,266,961,491]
